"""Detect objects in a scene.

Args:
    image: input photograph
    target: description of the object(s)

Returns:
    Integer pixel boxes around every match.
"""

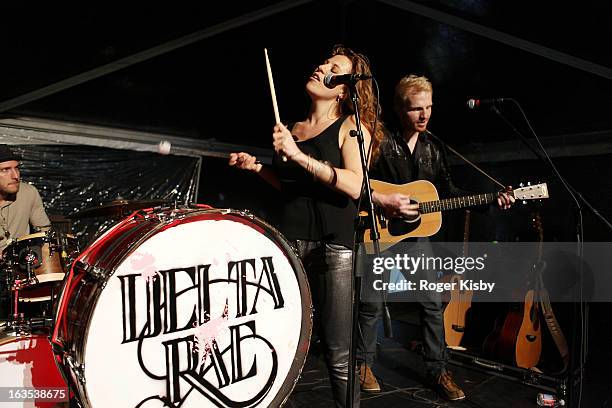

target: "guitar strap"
[531,214,568,372]
[539,271,569,372]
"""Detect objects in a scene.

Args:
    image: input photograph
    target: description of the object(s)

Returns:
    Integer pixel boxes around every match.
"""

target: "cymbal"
[68,199,170,219]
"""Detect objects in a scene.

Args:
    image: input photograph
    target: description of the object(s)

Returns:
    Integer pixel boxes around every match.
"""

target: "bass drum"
[0,329,69,407]
[52,207,312,408]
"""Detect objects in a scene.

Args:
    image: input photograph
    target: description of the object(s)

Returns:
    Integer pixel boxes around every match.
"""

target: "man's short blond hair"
[393,75,433,114]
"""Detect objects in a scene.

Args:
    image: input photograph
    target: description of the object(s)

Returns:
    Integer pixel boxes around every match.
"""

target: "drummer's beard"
[0,182,19,199]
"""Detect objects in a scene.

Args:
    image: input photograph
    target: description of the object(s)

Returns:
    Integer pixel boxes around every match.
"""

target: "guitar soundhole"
[452,325,465,332]
[388,200,421,236]
[526,335,537,342]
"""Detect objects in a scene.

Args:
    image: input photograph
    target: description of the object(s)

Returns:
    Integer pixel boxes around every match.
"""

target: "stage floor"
[286,327,538,407]
[286,314,610,408]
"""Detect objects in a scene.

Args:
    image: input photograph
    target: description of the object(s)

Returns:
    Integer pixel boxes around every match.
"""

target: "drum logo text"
[118,255,286,407]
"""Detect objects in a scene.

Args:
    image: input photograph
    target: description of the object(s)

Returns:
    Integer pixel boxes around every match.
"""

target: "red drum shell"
[0,330,69,407]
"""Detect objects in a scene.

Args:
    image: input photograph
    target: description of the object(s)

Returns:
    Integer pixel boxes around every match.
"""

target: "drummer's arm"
[30,188,51,231]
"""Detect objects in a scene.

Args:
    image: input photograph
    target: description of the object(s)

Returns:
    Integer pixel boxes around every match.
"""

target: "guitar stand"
[447,348,568,402]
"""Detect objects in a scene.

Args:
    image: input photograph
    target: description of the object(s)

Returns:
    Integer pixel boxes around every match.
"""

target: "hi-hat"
[68,199,170,219]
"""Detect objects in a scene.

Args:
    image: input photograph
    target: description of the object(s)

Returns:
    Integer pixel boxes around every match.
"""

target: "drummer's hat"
[0,144,21,163]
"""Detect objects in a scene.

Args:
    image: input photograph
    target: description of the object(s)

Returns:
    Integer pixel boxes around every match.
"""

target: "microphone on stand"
[466,98,507,110]
[323,73,372,89]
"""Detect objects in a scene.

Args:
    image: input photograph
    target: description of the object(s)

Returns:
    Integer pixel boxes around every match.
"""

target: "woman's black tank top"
[272,116,357,248]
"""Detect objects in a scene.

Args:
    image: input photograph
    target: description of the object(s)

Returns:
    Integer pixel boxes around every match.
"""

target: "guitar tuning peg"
[527,181,531,186]
[519,182,524,187]
[522,200,527,205]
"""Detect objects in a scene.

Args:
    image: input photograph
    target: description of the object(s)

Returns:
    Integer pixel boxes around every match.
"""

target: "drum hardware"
[2,230,77,338]
[6,305,31,336]
[63,249,81,272]
[145,209,170,222]
[164,207,192,220]
[23,249,40,285]
[26,316,54,329]
[66,354,86,385]
[239,209,256,219]
[87,266,107,281]
[4,230,77,282]
[170,210,190,220]
[73,260,89,275]
[10,278,24,325]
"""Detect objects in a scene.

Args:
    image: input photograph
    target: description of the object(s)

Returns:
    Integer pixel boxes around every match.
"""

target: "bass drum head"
[82,212,311,407]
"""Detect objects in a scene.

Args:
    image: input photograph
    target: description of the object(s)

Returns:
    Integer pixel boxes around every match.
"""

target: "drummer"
[0,144,50,253]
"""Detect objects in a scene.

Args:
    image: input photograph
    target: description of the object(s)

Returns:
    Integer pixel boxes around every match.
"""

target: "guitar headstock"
[513,182,549,202]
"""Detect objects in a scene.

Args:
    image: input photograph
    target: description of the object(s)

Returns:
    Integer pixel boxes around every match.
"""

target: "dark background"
[2,1,612,146]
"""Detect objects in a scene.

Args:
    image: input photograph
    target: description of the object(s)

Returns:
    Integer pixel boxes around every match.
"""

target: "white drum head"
[83,216,308,407]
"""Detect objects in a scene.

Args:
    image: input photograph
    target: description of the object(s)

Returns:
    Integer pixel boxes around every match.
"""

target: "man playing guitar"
[358,75,514,401]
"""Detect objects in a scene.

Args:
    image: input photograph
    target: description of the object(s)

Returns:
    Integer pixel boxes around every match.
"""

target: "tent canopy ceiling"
[1,1,611,158]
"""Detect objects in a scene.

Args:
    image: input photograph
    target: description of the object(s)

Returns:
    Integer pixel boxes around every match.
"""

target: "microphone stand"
[346,79,392,408]
[489,104,611,231]
[489,102,598,408]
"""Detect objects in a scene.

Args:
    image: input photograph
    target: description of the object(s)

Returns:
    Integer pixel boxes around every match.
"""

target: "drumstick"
[264,48,287,162]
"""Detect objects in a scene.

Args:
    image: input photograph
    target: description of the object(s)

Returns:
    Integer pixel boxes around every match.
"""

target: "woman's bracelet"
[307,155,337,185]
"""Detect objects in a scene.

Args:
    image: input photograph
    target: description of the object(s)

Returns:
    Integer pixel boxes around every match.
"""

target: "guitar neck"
[419,193,498,214]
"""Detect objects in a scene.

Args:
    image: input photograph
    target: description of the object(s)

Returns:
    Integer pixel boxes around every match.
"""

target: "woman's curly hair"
[331,45,386,164]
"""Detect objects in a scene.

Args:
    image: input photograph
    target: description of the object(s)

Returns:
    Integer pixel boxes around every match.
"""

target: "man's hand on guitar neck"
[372,191,419,218]
[497,187,515,210]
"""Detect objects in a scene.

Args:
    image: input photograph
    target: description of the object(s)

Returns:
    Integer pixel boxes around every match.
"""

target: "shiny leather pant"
[293,240,360,408]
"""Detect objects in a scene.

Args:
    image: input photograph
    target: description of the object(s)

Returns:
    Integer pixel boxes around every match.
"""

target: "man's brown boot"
[359,364,381,393]
[435,370,465,401]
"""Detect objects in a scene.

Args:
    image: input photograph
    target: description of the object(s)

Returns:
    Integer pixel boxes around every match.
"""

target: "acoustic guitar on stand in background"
[514,212,545,368]
[482,212,545,368]
[361,180,549,251]
[444,210,473,350]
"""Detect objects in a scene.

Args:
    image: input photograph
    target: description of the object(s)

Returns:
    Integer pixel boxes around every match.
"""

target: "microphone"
[323,73,372,89]
[466,98,507,110]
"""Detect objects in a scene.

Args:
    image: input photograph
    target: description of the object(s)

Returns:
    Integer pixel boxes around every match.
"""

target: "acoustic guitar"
[362,179,549,251]
[482,213,544,368]
[444,210,473,349]
[515,213,544,368]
